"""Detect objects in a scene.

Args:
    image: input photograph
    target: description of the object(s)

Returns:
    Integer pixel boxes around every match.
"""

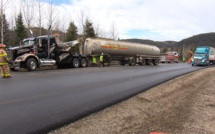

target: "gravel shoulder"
[50,67,215,134]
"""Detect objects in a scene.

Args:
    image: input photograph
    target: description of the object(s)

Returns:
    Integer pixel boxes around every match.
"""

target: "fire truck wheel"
[26,58,37,71]
[72,58,80,68]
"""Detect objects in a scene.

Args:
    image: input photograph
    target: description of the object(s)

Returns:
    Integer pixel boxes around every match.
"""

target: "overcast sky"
[4,0,215,41]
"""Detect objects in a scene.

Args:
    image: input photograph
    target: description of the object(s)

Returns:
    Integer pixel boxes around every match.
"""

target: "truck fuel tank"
[40,59,56,66]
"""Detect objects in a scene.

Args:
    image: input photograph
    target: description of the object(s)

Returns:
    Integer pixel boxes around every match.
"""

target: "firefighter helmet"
[0,44,6,48]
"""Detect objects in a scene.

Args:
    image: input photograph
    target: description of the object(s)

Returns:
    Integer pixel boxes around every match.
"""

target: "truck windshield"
[22,40,35,47]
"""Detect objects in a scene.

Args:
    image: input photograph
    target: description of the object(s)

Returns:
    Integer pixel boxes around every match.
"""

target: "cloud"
[4,0,215,41]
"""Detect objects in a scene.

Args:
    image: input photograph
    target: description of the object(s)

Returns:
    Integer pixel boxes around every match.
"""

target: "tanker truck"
[7,35,160,71]
[81,38,160,66]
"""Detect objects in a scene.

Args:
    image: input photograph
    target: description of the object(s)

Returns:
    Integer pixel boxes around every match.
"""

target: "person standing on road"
[182,57,186,63]
[99,53,104,67]
[92,56,97,66]
[0,44,11,78]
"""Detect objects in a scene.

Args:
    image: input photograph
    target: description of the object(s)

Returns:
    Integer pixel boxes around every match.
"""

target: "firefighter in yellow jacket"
[99,53,104,67]
[0,44,11,78]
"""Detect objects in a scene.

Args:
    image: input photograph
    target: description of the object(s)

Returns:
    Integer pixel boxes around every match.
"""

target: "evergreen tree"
[0,14,10,45]
[65,21,78,41]
[15,12,27,45]
[84,19,96,38]
[162,47,168,53]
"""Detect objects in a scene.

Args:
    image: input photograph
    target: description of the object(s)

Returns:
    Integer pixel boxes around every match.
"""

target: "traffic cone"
[187,58,191,64]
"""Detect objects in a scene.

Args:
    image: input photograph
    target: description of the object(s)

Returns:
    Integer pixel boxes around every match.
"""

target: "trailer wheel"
[80,58,87,67]
[129,58,135,66]
[153,59,159,66]
[72,58,80,68]
[146,59,152,66]
[139,59,146,66]
[26,58,37,71]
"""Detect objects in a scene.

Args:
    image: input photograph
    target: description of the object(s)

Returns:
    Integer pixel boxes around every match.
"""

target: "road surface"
[0,63,204,134]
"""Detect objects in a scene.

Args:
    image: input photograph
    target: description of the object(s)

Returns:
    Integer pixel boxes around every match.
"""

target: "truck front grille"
[194,59,201,63]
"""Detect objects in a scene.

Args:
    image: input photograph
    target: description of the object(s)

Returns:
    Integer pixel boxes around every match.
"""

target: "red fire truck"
[160,51,180,63]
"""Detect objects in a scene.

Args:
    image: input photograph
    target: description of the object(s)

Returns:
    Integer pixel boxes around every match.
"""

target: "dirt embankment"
[51,67,215,134]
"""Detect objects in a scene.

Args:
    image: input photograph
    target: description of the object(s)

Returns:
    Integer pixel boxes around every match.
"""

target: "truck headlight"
[202,59,206,62]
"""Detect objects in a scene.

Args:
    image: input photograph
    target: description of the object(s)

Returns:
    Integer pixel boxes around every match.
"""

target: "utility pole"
[0,0,3,44]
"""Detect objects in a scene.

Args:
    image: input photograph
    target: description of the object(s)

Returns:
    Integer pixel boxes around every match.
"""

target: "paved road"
[0,63,204,134]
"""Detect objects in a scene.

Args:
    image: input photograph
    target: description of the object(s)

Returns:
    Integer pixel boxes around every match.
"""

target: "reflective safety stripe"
[0,62,8,65]
[0,53,7,56]
[5,74,10,77]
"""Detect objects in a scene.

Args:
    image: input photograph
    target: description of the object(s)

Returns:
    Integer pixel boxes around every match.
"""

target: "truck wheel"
[139,59,146,66]
[80,58,87,67]
[146,59,152,66]
[26,58,37,71]
[153,59,159,66]
[129,58,135,66]
[72,58,80,68]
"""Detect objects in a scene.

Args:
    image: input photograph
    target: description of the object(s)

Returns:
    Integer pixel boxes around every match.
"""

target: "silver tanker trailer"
[81,38,160,66]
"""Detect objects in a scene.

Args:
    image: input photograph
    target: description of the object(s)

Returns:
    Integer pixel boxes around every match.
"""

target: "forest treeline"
[0,12,97,47]
[0,0,118,47]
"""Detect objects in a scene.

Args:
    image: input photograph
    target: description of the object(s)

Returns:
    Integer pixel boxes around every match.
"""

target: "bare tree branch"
[47,0,58,33]
[0,0,13,44]
[94,22,107,38]
[21,0,35,29]
[110,21,119,40]
[36,0,44,35]
[77,10,86,35]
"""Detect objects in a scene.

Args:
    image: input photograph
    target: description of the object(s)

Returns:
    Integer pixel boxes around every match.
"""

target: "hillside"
[123,32,215,58]
[121,38,178,49]
[179,32,215,46]
[177,32,215,51]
